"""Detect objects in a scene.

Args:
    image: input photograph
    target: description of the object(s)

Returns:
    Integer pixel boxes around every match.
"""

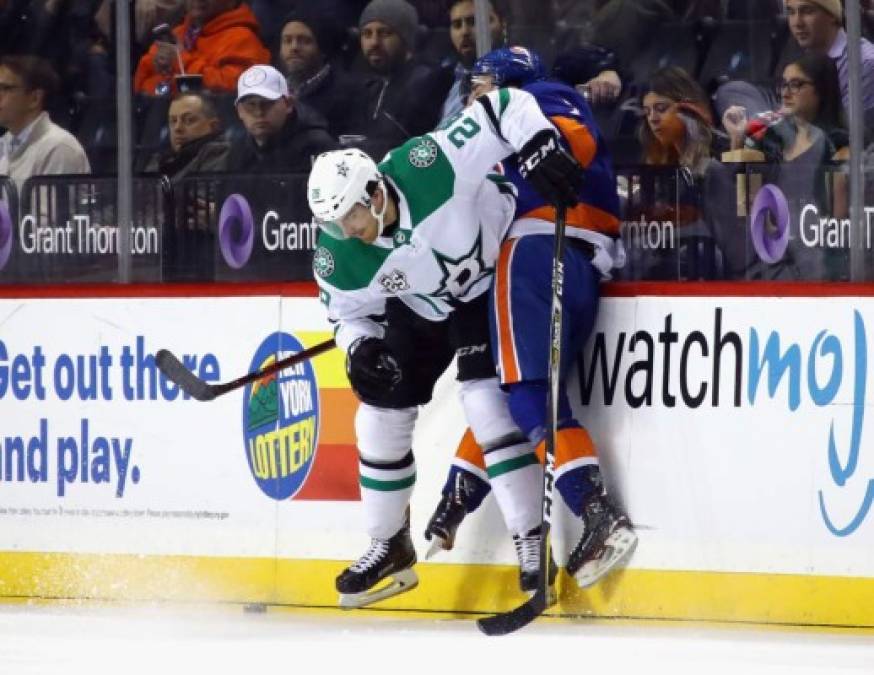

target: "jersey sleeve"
[316,276,386,352]
[432,87,556,188]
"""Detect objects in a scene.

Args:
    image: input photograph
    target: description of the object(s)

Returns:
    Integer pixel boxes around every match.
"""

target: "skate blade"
[424,535,450,560]
[573,526,638,589]
[338,568,419,609]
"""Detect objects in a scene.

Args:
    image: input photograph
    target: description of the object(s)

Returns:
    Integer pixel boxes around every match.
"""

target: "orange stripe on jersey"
[551,115,597,168]
[454,428,486,470]
[534,427,598,469]
[523,204,620,237]
[495,239,521,384]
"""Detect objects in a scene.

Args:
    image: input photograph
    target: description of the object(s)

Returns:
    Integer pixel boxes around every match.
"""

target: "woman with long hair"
[624,66,734,280]
[723,53,849,280]
[723,52,848,161]
[639,66,716,175]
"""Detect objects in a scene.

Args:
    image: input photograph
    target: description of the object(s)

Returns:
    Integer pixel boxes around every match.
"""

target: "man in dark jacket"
[277,8,369,139]
[357,0,445,158]
[144,91,229,181]
[225,64,338,173]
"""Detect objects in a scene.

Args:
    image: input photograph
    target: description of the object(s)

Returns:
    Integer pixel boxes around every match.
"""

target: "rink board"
[0,285,873,628]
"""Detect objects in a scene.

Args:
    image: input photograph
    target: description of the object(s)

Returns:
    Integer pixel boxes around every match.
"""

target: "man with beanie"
[225,64,338,173]
[357,0,445,158]
[278,9,369,138]
[786,0,874,114]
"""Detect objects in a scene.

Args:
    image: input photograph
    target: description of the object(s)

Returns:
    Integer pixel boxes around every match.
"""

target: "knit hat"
[358,0,419,49]
[282,8,345,60]
[805,0,843,20]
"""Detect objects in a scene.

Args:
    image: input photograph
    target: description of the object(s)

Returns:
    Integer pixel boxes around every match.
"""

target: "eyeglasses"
[777,78,814,95]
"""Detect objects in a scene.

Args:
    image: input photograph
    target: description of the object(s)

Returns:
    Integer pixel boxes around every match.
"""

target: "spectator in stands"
[135,0,185,51]
[551,44,625,107]
[786,0,874,115]
[723,53,849,280]
[253,0,366,49]
[0,55,89,192]
[276,9,369,138]
[438,0,507,122]
[143,91,229,182]
[225,64,338,173]
[134,0,271,97]
[639,66,718,176]
[632,66,733,279]
[717,1,874,128]
[357,0,446,158]
[723,53,848,162]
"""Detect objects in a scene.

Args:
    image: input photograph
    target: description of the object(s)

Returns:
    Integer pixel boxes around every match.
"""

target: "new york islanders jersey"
[313,88,555,351]
[503,79,624,275]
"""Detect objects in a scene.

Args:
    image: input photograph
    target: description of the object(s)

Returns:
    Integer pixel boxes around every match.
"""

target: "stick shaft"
[477,205,567,636]
[213,338,337,396]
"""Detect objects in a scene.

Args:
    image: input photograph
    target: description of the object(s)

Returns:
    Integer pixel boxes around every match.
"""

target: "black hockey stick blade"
[476,589,548,636]
[156,338,337,402]
[156,349,216,401]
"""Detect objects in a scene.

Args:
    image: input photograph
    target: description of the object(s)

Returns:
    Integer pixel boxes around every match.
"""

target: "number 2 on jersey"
[447,117,482,149]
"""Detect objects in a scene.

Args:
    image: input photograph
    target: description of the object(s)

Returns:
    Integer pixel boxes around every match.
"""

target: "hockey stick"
[155,338,336,401]
[478,204,567,636]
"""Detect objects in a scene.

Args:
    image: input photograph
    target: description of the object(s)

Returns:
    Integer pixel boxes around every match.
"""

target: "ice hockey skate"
[337,521,418,609]
[423,472,475,559]
[514,526,558,604]
[565,493,638,589]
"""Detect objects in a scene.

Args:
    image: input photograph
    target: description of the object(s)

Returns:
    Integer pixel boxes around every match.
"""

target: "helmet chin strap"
[369,180,389,236]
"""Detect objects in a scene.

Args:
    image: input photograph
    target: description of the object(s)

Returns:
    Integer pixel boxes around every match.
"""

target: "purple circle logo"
[219,193,254,269]
[750,184,790,264]
[0,201,12,271]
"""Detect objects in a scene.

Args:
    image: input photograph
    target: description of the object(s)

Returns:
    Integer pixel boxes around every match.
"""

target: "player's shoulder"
[313,232,391,291]
[523,79,588,116]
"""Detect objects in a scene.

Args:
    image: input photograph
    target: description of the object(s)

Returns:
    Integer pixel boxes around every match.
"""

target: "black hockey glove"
[518,130,583,208]
[346,337,403,400]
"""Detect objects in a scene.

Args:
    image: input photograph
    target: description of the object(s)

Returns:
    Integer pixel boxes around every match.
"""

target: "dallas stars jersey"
[312,87,555,352]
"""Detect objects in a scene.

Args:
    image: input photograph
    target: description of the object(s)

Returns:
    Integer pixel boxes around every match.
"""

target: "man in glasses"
[0,55,89,193]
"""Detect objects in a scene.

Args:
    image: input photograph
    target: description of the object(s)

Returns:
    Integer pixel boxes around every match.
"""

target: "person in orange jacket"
[134,0,270,96]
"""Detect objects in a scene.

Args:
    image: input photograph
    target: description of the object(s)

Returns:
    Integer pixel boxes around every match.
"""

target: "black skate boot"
[565,489,637,589]
[423,472,474,558]
[336,519,418,609]
[514,526,558,602]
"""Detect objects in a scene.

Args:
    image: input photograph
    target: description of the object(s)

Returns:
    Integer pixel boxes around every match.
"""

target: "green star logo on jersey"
[408,138,439,168]
[313,246,335,278]
[432,229,492,301]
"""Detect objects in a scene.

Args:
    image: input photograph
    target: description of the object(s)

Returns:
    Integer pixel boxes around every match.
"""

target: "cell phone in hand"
[151,23,175,44]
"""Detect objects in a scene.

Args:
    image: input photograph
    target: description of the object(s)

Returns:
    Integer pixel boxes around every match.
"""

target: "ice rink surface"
[1,602,873,675]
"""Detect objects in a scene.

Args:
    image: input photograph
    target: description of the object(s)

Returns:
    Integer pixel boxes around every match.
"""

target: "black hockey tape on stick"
[156,338,337,402]
[477,204,567,637]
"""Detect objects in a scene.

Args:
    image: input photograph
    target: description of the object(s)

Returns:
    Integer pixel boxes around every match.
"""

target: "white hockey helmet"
[308,148,383,239]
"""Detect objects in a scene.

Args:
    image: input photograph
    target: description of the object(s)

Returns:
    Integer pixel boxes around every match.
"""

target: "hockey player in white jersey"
[308,87,582,608]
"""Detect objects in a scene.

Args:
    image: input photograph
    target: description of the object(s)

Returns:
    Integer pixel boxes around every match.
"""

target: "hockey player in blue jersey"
[424,46,638,589]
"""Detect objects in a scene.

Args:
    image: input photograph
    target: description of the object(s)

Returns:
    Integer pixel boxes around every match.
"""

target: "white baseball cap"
[235,65,289,104]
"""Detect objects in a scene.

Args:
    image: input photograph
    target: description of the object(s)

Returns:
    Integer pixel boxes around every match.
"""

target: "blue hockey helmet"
[470,46,546,88]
